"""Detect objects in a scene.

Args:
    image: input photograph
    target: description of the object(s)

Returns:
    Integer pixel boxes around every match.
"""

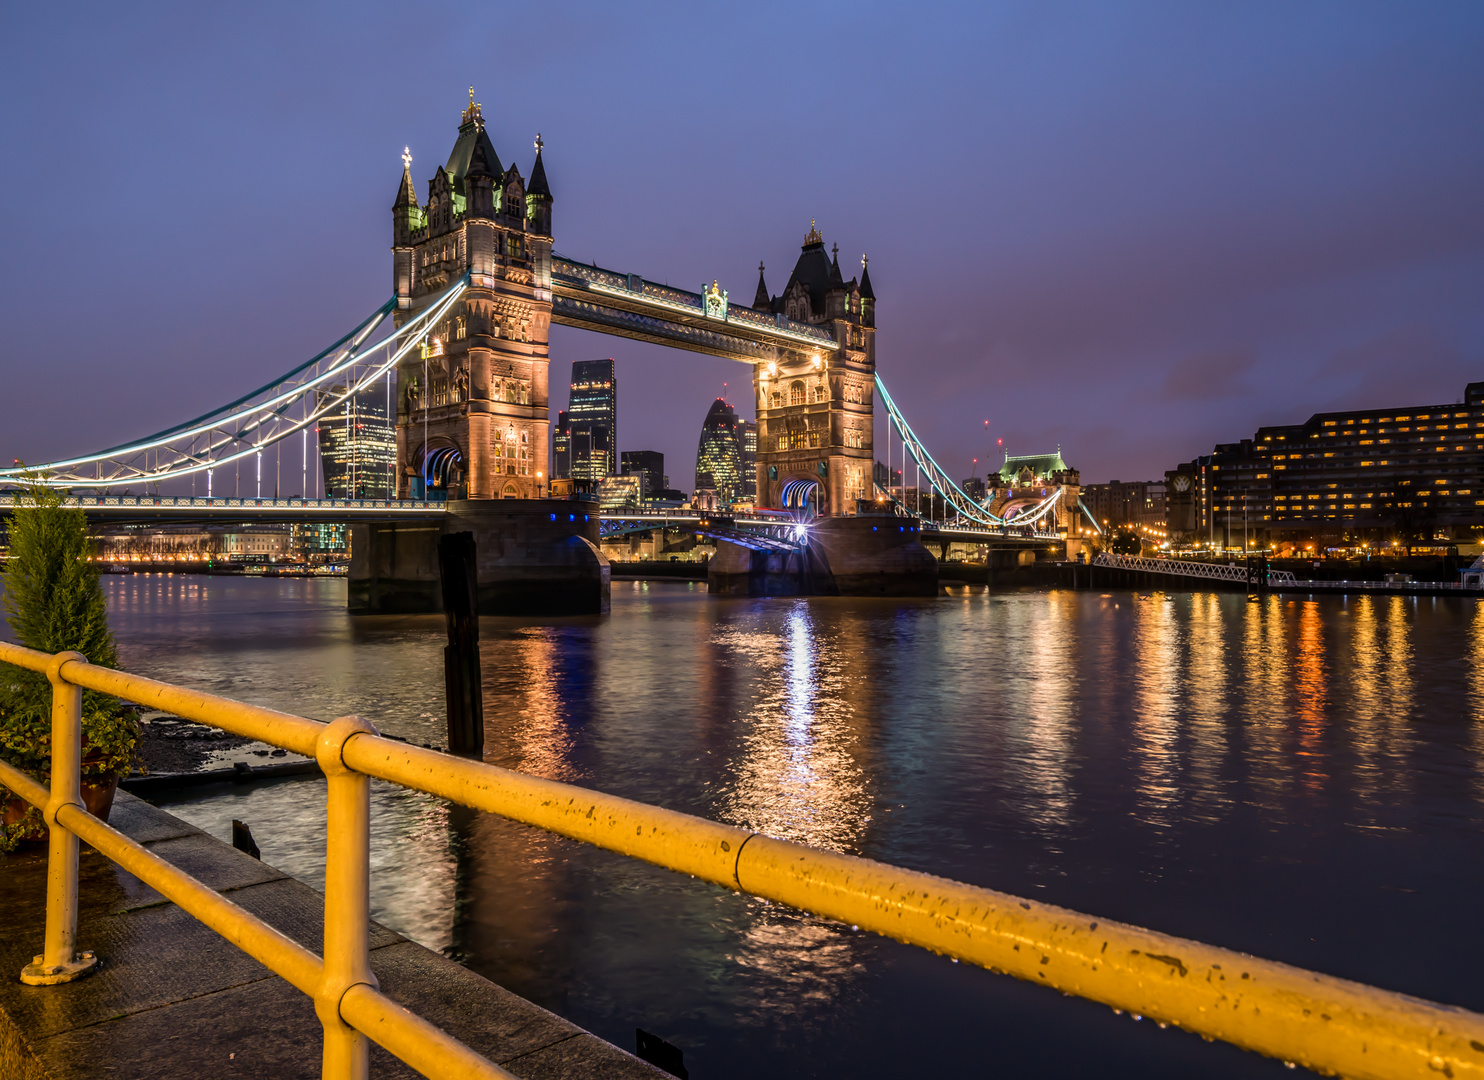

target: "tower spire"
[753,261,770,310]
[858,254,874,300]
[393,146,417,209]
[461,86,482,126]
[528,132,550,197]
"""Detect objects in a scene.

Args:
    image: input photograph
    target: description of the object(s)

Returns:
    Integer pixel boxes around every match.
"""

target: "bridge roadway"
[0,495,1060,546]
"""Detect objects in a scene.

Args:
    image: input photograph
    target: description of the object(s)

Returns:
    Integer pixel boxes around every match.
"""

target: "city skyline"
[2,5,1481,492]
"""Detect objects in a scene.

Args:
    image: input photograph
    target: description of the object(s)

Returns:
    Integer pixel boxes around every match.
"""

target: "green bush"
[1,481,138,851]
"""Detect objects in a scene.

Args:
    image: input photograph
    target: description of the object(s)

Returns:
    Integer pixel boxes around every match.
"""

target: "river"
[101,575,1484,1078]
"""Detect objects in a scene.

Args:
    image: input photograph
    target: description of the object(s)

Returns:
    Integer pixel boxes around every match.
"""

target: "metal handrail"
[1093,552,1299,584]
[3,639,1484,1079]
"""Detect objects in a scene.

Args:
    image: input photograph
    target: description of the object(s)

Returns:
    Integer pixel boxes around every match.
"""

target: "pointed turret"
[393,147,421,246]
[830,243,844,284]
[753,262,770,311]
[528,133,552,235]
[464,128,497,219]
[859,255,875,328]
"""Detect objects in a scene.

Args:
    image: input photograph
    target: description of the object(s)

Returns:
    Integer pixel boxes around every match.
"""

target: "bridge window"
[777,435,788,450]
[770,391,781,409]
[811,383,826,403]
[790,381,805,406]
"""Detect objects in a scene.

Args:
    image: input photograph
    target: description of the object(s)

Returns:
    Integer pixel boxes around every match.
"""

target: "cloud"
[1304,326,1475,412]
[1159,351,1256,401]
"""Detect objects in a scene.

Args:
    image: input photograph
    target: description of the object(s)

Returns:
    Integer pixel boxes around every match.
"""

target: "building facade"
[564,358,617,481]
[392,95,553,500]
[620,450,664,501]
[695,399,744,504]
[318,384,396,499]
[1166,381,1484,546]
[751,227,875,516]
[1081,480,1166,530]
[987,452,1083,535]
[738,420,757,504]
[553,410,571,480]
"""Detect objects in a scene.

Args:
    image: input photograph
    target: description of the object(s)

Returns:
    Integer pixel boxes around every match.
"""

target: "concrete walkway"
[0,792,668,1080]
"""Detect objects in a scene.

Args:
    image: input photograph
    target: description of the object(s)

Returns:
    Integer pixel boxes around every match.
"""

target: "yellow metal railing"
[2,640,1483,1080]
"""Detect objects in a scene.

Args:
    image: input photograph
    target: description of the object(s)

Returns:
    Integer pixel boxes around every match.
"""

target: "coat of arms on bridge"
[703,279,728,321]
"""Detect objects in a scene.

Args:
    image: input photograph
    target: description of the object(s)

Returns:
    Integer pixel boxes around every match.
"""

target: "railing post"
[21,651,99,985]
[315,716,380,1080]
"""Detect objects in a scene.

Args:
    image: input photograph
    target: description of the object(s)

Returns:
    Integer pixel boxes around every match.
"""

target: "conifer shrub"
[1,481,138,851]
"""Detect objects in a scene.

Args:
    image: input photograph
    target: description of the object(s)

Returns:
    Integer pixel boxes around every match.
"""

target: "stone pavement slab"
[0,792,668,1080]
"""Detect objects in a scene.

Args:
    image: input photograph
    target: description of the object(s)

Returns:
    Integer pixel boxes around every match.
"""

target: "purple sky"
[3,2,1482,490]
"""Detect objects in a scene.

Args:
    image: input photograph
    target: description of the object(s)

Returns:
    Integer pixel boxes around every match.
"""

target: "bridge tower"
[751,224,876,517]
[392,93,554,500]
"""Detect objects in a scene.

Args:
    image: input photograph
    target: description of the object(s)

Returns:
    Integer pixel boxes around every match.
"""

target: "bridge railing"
[0,494,444,513]
[3,640,1483,1080]
[1092,552,1299,584]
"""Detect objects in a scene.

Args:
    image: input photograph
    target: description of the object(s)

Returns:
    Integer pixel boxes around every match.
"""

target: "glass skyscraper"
[317,383,395,499]
[739,419,758,502]
[695,398,743,504]
[564,359,617,481]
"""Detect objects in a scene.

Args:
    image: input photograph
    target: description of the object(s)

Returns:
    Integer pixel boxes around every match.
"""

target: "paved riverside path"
[0,792,668,1080]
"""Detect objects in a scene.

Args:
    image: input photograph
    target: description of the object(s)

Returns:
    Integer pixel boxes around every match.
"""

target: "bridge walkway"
[0,792,663,1080]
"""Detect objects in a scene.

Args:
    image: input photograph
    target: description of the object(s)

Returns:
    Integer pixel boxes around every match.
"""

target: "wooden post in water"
[438,531,484,759]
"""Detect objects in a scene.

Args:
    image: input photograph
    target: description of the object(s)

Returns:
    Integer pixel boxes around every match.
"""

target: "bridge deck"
[0,792,664,1080]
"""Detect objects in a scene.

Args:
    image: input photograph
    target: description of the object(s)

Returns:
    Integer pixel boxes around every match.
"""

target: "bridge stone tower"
[392,94,553,500]
[751,224,876,517]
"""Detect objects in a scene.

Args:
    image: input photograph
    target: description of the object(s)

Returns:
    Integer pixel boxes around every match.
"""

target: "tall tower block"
[751,224,876,516]
[392,94,554,500]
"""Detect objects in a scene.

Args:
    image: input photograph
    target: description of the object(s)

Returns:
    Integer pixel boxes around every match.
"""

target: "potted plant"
[1,480,138,852]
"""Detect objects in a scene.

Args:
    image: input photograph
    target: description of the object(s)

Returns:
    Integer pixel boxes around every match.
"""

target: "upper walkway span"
[550,256,835,365]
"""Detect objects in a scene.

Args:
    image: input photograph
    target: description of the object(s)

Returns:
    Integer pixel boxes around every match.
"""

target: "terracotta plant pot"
[3,793,36,828]
[81,774,119,822]
[2,774,119,847]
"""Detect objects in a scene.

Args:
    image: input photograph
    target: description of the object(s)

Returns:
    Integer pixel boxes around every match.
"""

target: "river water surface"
[103,576,1484,1078]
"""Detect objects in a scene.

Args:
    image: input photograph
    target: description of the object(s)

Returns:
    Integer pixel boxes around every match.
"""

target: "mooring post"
[437,532,483,759]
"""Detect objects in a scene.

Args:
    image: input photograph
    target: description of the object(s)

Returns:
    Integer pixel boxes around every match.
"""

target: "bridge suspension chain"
[873,374,1062,532]
[1,276,471,490]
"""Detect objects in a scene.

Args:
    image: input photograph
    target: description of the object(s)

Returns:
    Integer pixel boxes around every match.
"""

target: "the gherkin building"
[695,398,743,503]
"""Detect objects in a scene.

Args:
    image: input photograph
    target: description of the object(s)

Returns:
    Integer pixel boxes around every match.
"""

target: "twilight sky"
[2,2,1482,490]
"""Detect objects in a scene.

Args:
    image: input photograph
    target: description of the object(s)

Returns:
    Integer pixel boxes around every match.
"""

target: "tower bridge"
[0,92,1085,610]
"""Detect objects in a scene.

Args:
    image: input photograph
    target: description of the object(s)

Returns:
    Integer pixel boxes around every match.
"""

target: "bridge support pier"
[349,500,609,616]
[708,516,936,597]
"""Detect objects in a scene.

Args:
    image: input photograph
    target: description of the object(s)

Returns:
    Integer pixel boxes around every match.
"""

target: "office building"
[553,410,572,479]
[597,475,643,511]
[1082,480,1166,530]
[566,359,617,481]
[739,420,758,502]
[694,398,743,504]
[1167,381,1484,547]
[620,451,664,500]
[318,384,395,499]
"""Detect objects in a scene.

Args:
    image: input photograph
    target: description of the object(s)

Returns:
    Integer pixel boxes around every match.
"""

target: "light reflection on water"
[101,575,1484,1080]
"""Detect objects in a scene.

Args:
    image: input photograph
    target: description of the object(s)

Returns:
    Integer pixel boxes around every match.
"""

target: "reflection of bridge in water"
[0,93,1084,610]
